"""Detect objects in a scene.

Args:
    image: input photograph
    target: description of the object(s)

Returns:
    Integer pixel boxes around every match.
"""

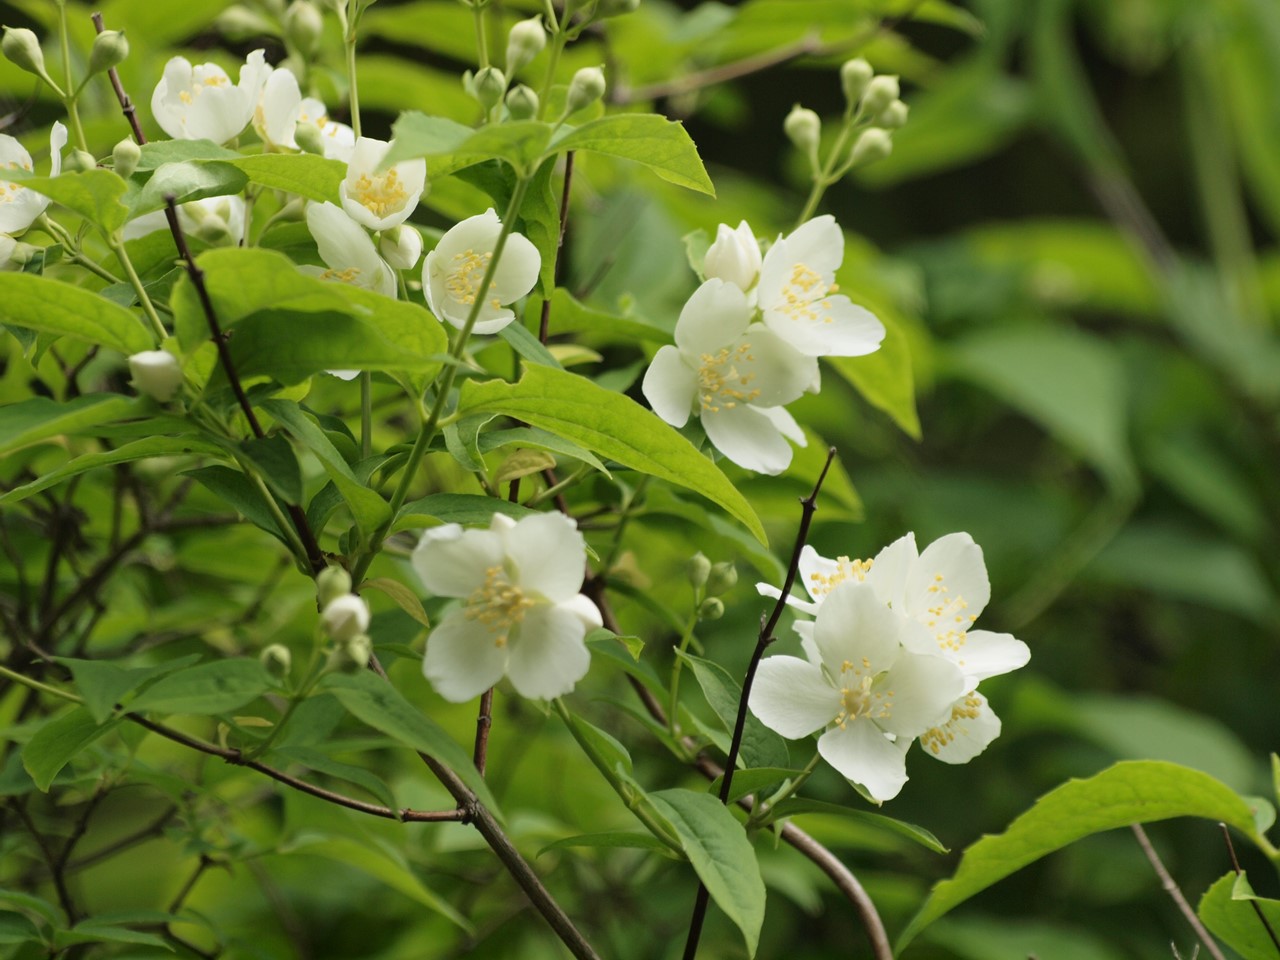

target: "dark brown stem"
[1131,825,1227,960]
[66,805,178,872]
[473,687,495,776]
[10,800,78,923]
[163,196,325,574]
[538,151,575,344]
[91,13,147,146]
[53,785,108,875]
[1220,823,1280,955]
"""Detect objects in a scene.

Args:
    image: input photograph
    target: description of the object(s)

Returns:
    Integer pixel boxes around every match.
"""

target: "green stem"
[360,372,373,459]
[794,112,863,229]
[58,2,89,153]
[667,610,700,738]
[351,174,534,584]
[599,474,649,576]
[231,450,311,570]
[0,664,81,703]
[535,31,567,120]
[106,235,167,343]
[746,752,821,828]
[39,215,123,285]
[241,651,328,761]
[474,2,490,68]
[342,3,363,138]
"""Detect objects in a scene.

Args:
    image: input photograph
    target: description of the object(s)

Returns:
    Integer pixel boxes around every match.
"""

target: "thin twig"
[65,805,178,872]
[91,13,147,146]
[10,800,79,923]
[539,151,575,344]
[473,688,495,776]
[1220,823,1280,954]
[1131,824,1228,960]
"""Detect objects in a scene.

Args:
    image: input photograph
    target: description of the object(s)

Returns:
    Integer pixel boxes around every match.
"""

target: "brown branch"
[66,805,178,872]
[538,151,575,344]
[1131,825,1227,960]
[10,800,79,923]
[1220,823,1280,955]
[473,688,495,776]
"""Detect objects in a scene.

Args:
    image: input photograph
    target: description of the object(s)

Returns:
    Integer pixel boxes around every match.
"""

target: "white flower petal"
[506,604,592,699]
[764,294,885,357]
[920,691,1002,764]
[257,67,302,148]
[811,581,903,680]
[953,630,1030,683]
[817,721,910,802]
[868,532,916,610]
[755,580,819,617]
[674,279,752,357]
[502,512,587,601]
[905,532,991,625]
[423,609,509,702]
[875,652,965,739]
[421,209,534,332]
[340,136,426,231]
[642,345,697,427]
[411,526,504,598]
[757,405,807,445]
[775,215,843,280]
[702,403,794,475]
[749,655,841,739]
[557,593,604,631]
[487,230,540,303]
[704,220,761,291]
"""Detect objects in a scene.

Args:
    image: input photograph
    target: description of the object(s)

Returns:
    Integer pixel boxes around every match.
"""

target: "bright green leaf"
[0,394,136,456]
[16,170,130,231]
[552,114,715,195]
[22,707,121,791]
[393,492,538,531]
[0,273,155,355]
[1198,871,1280,960]
[220,153,344,203]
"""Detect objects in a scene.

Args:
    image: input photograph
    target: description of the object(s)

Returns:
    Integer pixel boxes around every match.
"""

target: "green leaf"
[393,492,538,532]
[271,745,399,811]
[946,324,1136,491]
[185,464,289,544]
[0,272,155,355]
[0,889,61,928]
[362,577,431,629]
[497,318,563,369]
[321,671,498,812]
[707,767,803,805]
[280,833,472,931]
[386,112,553,175]
[649,788,766,957]
[896,760,1267,951]
[551,114,715,195]
[533,287,674,345]
[479,427,610,476]
[136,139,239,171]
[676,651,789,771]
[1198,871,1280,960]
[22,707,121,791]
[826,310,920,440]
[0,912,43,946]
[0,436,223,505]
[238,433,304,505]
[457,365,765,544]
[16,169,130,231]
[129,659,274,716]
[767,798,947,854]
[220,153,344,203]
[132,161,249,218]
[538,832,674,858]
[54,920,173,951]
[922,916,1129,960]
[261,400,392,533]
[57,655,202,725]
[0,394,136,456]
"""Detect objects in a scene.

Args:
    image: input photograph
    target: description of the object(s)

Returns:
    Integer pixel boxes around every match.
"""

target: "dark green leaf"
[676,651,789,771]
[767,798,947,854]
[393,492,538,532]
[129,659,274,716]
[0,394,136,456]
[22,707,121,791]
[538,832,674,857]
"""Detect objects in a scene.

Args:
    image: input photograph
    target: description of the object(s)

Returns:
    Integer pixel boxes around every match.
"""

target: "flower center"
[778,262,839,323]
[924,572,978,658]
[696,343,761,413]
[352,168,408,218]
[833,658,893,728]
[445,248,502,309]
[464,565,533,647]
[807,555,872,600]
[322,266,362,284]
[920,694,983,755]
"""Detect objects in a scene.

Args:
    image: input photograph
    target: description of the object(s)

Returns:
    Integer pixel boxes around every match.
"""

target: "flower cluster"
[642,215,885,474]
[750,532,1029,802]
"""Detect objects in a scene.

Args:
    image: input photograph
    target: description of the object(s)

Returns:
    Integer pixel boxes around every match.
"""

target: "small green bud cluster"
[283,1,324,56]
[841,58,908,168]
[2,25,58,89]
[784,104,822,168]
[566,66,606,114]
[317,576,373,672]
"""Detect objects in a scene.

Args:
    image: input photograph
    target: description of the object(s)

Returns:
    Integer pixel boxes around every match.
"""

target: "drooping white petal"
[702,402,794,475]
[557,593,604,631]
[411,525,504,598]
[306,201,396,298]
[874,652,965,739]
[817,721,911,802]
[904,532,991,627]
[0,125,62,234]
[642,345,697,427]
[755,580,819,617]
[811,581,904,681]
[951,630,1030,683]
[502,512,587,602]
[867,532,917,610]
[506,604,592,699]
[757,405,807,445]
[749,655,841,738]
[340,136,426,231]
[674,279,752,357]
[256,66,303,149]
[793,619,820,662]
[423,610,509,702]
[919,691,1002,764]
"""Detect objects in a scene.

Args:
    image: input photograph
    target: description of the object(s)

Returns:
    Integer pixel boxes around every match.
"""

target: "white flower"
[379,224,423,270]
[339,137,426,232]
[128,350,184,402]
[321,593,370,642]
[704,220,761,293]
[303,201,396,298]
[253,64,304,150]
[918,690,1002,764]
[422,208,540,334]
[151,49,270,144]
[750,581,965,802]
[299,97,355,161]
[412,513,603,702]
[641,278,817,475]
[0,122,66,235]
[756,214,886,357]
[121,195,246,245]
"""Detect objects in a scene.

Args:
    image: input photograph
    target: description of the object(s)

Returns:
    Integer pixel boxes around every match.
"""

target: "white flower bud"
[343,634,372,669]
[505,18,545,73]
[784,104,821,159]
[874,99,909,130]
[703,221,760,291]
[379,224,422,270]
[316,565,352,607]
[849,127,893,167]
[321,593,370,642]
[112,138,141,179]
[472,66,507,110]
[88,30,129,76]
[566,66,606,114]
[706,561,737,596]
[2,27,49,82]
[283,1,324,56]
[505,84,539,120]
[861,75,900,115]
[128,350,184,402]
[260,643,292,679]
[7,241,39,266]
[840,58,874,105]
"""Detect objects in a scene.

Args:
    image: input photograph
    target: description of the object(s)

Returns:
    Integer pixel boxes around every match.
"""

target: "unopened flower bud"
[2,27,50,82]
[184,197,238,245]
[128,350,184,402]
[215,5,276,42]
[88,30,129,76]
[861,75,899,115]
[284,1,324,55]
[706,561,737,596]
[704,221,760,290]
[260,643,292,679]
[65,149,96,173]
[294,120,326,155]
[849,127,893,167]
[506,18,545,73]
[6,241,38,266]
[379,224,422,270]
[686,552,711,589]
[783,104,821,160]
[112,138,141,178]
[343,633,372,669]
[840,58,873,105]
[697,597,725,621]
[321,593,369,642]
[874,99,909,130]
[566,66,606,114]
[505,84,539,120]
[597,0,640,17]
[316,565,352,606]
[472,66,507,111]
